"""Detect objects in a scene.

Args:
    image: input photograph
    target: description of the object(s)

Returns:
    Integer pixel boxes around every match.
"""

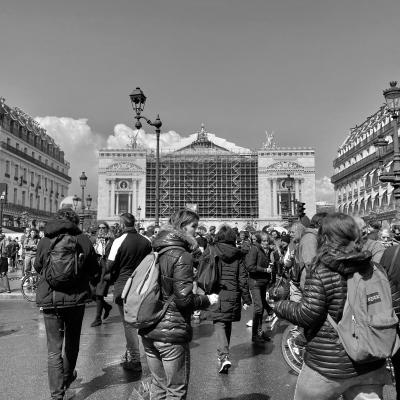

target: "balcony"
[1,142,71,182]
[331,153,378,184]
[2,202,55,219]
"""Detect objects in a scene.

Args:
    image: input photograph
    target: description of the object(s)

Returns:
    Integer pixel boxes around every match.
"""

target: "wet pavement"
[0,299,396,400]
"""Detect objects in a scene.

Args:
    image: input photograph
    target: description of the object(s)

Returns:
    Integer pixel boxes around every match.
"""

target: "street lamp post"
[79,172,88,230]
[379,81,400,216]
[0,191,5,230]
[72,194,79,211]
[129,87,162,226]
[137,206,142,227]
[283,174,295,218]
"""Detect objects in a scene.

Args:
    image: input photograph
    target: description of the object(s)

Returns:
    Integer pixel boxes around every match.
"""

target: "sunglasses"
[98,226,107,229]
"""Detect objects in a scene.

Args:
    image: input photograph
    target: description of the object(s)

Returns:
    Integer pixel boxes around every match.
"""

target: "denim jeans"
[43,306,85,400]
[294,362,389,400]
[213,321,232,358]
[23,255,35,275]
[117,304,140,362]
[142,337,190,400]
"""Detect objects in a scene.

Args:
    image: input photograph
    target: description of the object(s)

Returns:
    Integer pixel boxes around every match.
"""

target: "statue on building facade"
[264,131,276,149]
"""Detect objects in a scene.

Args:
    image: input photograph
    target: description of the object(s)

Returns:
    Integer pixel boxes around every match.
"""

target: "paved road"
[0,299,396,400]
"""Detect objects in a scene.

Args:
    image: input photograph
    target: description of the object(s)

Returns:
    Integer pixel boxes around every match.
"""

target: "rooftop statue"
[264,131,276,149]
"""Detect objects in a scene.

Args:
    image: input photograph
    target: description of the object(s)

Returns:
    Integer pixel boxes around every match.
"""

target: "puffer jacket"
[208,242,252,322]
[34,219,100,309]
[380,245,400,319]
[275,248,385,379]
[244,243,271,286]
[139,225,210,343]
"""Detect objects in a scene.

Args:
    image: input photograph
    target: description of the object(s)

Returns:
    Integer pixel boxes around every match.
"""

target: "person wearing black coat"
[34,208,100,400]
[274,213,389,400]
[244,231,274,343]
[139,210,218,400]
[208,225,251,373]
[90,221,114,327]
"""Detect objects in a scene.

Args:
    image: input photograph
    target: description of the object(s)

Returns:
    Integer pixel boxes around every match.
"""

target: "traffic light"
[296,202,306,218]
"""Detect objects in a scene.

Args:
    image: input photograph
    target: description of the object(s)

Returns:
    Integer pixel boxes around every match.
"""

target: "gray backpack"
[327,262,399,363]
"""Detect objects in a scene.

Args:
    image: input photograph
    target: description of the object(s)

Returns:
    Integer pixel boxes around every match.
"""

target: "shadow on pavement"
[70,364,142,400]
[219,394,270,400]
[230,341,274,361]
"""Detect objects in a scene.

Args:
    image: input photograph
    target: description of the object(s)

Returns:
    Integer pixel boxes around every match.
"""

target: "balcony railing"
[1,142,71,182]
[2,202,55,218]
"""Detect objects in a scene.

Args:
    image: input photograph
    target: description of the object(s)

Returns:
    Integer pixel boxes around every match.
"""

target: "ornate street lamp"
[79,172,87,212]
[72,194,79,211]
[137,205,142,227]
[282,174,295,217]
[130,87,162,226]
[86,194,92,210]
[379,81,400,214]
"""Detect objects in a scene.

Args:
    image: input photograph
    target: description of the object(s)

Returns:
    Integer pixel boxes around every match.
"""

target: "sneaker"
[252,331,271,343]
[246,319,253,327]
[265,313,276,323]
[103,303,112,320]
[90,319,102,327]
[121,351,142,373]
[218,356,231,374]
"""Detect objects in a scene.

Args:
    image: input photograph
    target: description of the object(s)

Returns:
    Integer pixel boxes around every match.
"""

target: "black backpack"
[197,245,220,294]
[45,234,82,290]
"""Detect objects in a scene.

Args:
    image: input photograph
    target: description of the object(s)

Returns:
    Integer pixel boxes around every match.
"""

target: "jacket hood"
[303,228,318,236]
[152,225,198,252]
[318,247,372,276]
[45,219,81,238]
[214,242,242,262]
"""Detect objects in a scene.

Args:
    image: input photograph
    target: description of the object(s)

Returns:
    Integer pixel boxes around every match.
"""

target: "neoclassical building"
[0,97,71,228]
[97,126,316,227]
[332,104,397,222]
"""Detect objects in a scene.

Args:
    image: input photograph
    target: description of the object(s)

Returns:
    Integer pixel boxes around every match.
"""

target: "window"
[39,155,41,162]
[13,188,17,204]
[5,161,10,176]
[22,191,26,206]
[44,177,47,189]
[29,193,33,208]
[32,151,35,158]
[44,198,47,211]
[6,138,10,146]
[16,143,19,150]
[23,168,27,181]
[24,147,27,153]
[37,196,40,210]
[30,171,34,185]
[14,165,19,179]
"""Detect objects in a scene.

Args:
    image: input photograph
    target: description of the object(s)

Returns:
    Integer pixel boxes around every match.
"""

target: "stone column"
[128,192,132,214]
[110,179,115,217]
[295,178,300,201]
[115,193,119,215]
[271,178,277,216]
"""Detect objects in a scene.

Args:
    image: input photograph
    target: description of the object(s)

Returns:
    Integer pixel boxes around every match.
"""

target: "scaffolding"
[145,151,258,219]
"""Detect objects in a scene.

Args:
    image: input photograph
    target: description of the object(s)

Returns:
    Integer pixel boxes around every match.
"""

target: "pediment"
[106,161,143,172]
[267,161,303,170]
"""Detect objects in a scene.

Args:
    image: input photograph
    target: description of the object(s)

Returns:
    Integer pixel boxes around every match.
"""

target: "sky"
[1,0,400,203]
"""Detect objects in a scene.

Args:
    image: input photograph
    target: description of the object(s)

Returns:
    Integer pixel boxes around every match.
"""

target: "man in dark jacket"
[106,212,152,372]
[34,208,99,400]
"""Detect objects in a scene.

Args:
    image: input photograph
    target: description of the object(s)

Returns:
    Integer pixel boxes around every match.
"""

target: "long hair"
[215,225,236,245]
[168,209,199,230]
[315,213,360,263]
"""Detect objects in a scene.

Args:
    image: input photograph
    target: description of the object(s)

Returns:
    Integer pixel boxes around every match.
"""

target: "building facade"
[0,97,71,228]
[97,126,316,228]
[331,104,397,222]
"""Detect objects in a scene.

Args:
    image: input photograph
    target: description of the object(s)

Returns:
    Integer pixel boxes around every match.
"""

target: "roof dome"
[59,195,82,210]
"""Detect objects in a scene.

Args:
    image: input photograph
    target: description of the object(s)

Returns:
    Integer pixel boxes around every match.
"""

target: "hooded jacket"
[34,219,100,309]
[139,225,210,343]
[274,248,385,379]
[208,241,251,322]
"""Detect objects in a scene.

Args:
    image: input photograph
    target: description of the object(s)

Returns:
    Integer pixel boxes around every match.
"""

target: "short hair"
[198,225,207,233]
[209,225,216,232]
[56,208,79,225]
[168,209,199,230]
[215,225,237,244]
[253,232,262,243]
[120,213,136,227]
[310,212,328,229]
[270,229,281,238]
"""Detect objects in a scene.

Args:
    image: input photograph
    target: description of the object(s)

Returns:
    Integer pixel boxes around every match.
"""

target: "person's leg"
[157,341,190,400]
[214,321,229,358]
[23,255,30,276]
[118,304,141,369]
[91,296,103,326]
[294,363,343,400]
[392,346,400,400]
[142,337,167,400]
[250,286,263,338]
[63,306,85,387]
[43,310,65,400]
[342,385,383,400]
[0,272,11,292]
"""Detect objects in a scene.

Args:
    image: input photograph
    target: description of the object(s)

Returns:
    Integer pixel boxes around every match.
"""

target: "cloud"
[106,124,251,153]
[315,176,335,202]
[35,116,104,202]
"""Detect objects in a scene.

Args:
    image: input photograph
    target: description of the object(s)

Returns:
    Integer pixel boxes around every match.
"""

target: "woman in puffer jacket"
[274,213,390,400]
[207,225,252,373]
[139,209,218,400]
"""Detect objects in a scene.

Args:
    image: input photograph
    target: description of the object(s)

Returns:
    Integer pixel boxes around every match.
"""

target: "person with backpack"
[274,213,392,400]
[106,212,152,372]
[139,209,218,400]
[244,231,274,343]
[207,225,251,373]
[34,208,100,400]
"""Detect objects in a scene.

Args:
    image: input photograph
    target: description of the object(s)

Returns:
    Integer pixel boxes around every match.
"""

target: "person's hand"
[207,294,219,305]
[243,303,250,310]
[266,266,272,273]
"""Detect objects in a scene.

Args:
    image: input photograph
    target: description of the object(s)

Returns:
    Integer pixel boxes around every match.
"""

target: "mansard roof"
[338,104,391,153]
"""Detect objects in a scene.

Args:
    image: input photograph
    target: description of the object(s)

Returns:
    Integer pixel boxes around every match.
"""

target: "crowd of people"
[3,208,400,400]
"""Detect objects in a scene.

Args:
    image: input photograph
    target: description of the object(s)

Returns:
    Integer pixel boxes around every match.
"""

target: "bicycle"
[21,271,39,302]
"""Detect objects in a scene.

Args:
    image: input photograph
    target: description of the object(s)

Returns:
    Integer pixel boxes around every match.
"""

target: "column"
[110,179,115,217]
[115,193,119,215]
[271,178,277,216]
[128,192,132,214]
[295,178,300,201]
